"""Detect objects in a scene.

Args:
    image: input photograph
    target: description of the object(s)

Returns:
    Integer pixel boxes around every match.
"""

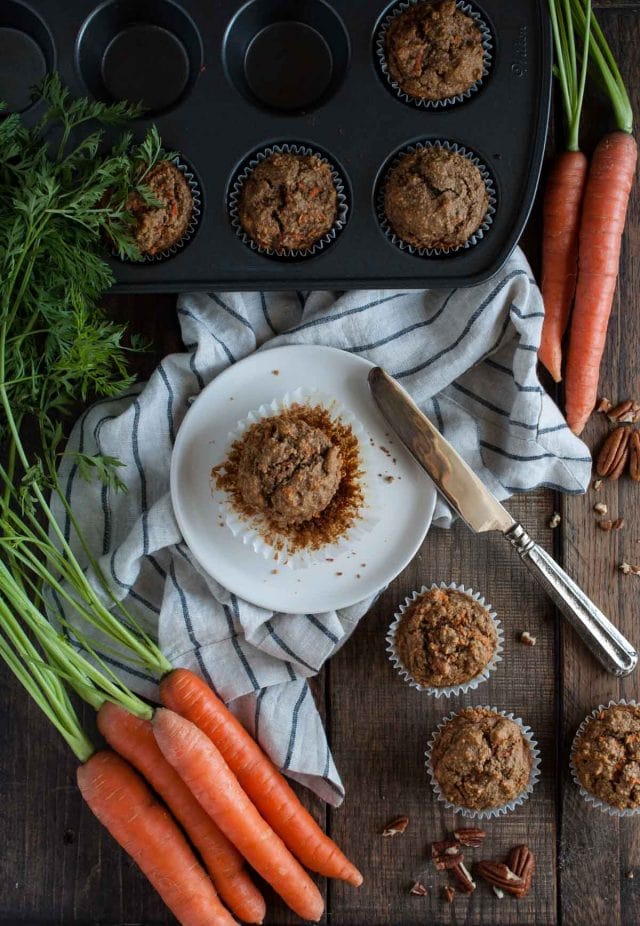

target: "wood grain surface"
[1,4,639,925]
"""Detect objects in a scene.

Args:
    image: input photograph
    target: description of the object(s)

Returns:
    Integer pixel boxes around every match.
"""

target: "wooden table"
[1,4,639,924]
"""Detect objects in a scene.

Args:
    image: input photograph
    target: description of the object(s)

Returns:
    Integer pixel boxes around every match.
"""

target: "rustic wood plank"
[328,491,558,925]
[559,8,640,926]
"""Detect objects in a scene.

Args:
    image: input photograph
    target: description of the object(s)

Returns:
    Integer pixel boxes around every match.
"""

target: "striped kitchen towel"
[52,247,591,805]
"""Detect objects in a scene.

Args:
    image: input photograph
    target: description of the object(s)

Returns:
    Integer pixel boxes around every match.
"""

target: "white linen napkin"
[52,247,590,805]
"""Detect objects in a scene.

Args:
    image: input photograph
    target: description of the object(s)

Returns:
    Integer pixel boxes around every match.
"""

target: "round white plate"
[170,344,436,613]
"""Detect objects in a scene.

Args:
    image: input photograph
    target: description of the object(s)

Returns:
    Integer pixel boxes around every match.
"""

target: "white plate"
[170,345,436,613]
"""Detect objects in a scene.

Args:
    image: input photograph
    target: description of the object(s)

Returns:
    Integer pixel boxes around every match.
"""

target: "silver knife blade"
[369,366,514,534]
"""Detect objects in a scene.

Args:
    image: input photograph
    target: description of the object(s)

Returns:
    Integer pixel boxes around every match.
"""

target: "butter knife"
[369,366,637,677]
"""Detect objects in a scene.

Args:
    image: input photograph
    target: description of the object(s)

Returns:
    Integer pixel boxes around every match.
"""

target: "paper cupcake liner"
[425,706,541,819]
[113,153,202,264]
[228,143,349,260]
[375,0,493,110]
[214,387,380,569]
[386,582,503,697]
[570,700,640,817]
[376,139,496,257]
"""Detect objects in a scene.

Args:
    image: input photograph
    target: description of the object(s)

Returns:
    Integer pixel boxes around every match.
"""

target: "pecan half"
[596,426,632,479]
[381,815,409,836]
[432,839,464,870]
[452,861,476,894]
[476,861,526,898]
[620,562,640,575]
[608,399,640,423]
[507,845,535,896]
[629,431,640,481]
[453,827,486,848]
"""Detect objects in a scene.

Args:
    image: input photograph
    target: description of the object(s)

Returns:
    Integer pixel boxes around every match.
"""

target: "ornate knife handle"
[505,523,637,677]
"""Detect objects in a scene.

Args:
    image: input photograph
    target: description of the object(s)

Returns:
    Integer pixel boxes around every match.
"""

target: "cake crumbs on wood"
[549,512,561,529]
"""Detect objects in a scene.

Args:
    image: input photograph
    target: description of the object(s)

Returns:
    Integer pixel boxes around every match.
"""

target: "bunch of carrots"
[539,0,637,435]
[0,586,362,926]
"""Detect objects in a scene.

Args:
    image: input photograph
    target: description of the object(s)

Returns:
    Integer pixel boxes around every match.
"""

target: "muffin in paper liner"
[425,706,541,819]
[376,140,496,258]
[570,699,640,818]
[375,0,493,110]
[386,582,503,697]
[113,154,202,264]
[212,387,380,569]
[228,143,349,259]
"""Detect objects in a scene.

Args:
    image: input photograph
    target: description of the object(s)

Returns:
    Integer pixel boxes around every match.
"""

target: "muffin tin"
[1,0,551,291]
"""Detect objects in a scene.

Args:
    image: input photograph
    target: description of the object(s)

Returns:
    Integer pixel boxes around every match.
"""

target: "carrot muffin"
[125,159,193,256]
[573,704,640,811]
[236,413,343,528]
[384,145,488,249]
[385,0,484,101]
[238,152,338,251]
[431,707,532,810]
[395,587,497,687]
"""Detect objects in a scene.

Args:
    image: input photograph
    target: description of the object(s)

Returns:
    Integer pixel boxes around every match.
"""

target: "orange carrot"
[77,750,237,926]
[153,708,325,923]
[161,668,363,887]
[565,131,638,433]
[97,702,266,924]
[539,150,588,381]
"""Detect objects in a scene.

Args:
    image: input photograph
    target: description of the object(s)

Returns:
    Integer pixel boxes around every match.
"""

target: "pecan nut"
[452,861,476,894]
[507,845,535,896]
[442,885,455,903]
[608,399,640,423]
[629,431,640,481]
[596,426,632,479]
[409,881,428,896]
[432,838,464,870]
[453,827,486,848]
[381,815,409,836]
[475,861,527,898]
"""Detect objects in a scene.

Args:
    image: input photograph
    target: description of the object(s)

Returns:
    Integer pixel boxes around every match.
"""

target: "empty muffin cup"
[570,700,640,818]
[377,139,496,258]
[425,706,541,819]
[228,144,349,259]
[375,0,493,110]
[386,582,503,697]
[111,154,201,264]
[211,387,379,568]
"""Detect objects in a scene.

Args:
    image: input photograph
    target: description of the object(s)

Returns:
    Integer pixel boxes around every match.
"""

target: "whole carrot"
[161,667,363,887]
[563,0,638,434]
[97,702,266,925]
[539,151,588,380]
[538,0,591,381]
[565,131,637,433]
[78,750,237,926]
[153,707,326,923]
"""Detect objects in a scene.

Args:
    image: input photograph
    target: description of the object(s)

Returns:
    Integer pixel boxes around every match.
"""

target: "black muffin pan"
[1,1,551,291]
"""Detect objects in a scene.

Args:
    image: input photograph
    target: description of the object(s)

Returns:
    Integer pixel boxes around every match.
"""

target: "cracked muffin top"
[125,159,193,256]
[236,413,343,528]
[394,587,497,688]
[573,704,640,810]
[384,145,488,249]
[431,707,532,810]
[385,0,484,101]
[237,152,338,252]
